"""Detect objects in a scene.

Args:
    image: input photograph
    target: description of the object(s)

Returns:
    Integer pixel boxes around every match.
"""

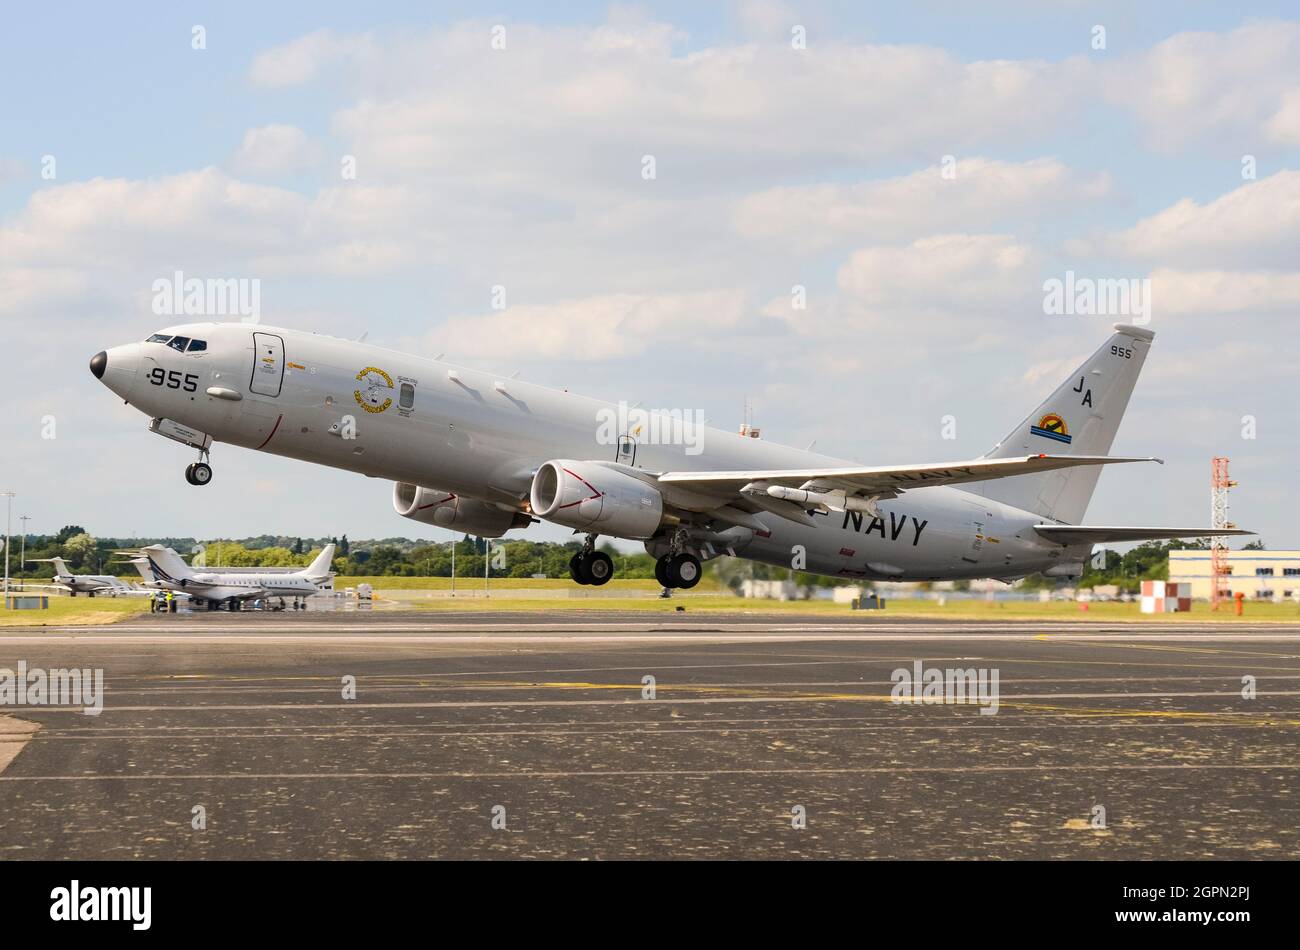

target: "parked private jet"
[24,558,151,597]
[90,323,1249,588]
[123,544,335,610]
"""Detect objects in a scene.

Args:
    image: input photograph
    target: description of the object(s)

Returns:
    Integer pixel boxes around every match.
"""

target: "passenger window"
[399,382,415,410]
[168,336,190,352]
[187,339,207,353]
[146,334,172,344]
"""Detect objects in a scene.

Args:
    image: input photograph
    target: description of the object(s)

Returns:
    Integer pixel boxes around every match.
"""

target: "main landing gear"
[185,448,213,486]
[655,527,701,590]
[655,553,701,589]
[569,534,614,586]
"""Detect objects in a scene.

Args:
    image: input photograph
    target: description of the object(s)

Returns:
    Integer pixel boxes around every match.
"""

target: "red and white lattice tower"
[1210,457,1237,610]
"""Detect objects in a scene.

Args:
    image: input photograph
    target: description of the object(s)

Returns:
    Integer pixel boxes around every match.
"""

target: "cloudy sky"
[1,1,1297,547]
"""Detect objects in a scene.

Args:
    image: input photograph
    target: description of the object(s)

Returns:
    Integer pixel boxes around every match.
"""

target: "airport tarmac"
[0,611,1297,859]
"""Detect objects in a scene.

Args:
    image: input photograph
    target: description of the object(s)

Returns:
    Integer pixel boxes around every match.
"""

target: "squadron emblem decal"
[354,366,394,414]
[1030,412,1071,444]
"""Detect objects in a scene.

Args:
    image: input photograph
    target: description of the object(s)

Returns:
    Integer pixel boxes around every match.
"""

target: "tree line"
[8,525,1263,590]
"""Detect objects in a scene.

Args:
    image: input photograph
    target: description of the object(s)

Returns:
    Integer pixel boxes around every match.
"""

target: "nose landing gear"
[185,449,213,486]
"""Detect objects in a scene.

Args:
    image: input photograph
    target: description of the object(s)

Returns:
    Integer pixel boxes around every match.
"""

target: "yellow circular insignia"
[1037,413,1067,435]
[354,366,394,414]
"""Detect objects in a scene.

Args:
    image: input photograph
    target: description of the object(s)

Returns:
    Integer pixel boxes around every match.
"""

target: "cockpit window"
[187,339,207,353]
[167,336,190,352]
[146,334,172,345]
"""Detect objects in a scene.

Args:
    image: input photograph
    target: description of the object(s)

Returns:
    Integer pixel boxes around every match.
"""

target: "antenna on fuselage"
[739,397,760,439]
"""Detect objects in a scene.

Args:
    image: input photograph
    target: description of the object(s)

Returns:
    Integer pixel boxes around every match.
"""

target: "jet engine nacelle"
[530,460,664,539]
[392,483,528,538]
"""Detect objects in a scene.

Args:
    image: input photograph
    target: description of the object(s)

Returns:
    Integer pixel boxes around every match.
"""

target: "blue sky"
[1,2,1298,548]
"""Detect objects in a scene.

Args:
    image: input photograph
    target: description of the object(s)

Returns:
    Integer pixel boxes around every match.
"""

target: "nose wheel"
[185,449,213,486]
[185,462,213,486]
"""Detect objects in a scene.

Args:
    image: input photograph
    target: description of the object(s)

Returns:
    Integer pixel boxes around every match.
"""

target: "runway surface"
[1,610,1297,859]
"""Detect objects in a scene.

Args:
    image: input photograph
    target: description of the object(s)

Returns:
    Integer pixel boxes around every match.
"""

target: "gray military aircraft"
[89,322,1249,588]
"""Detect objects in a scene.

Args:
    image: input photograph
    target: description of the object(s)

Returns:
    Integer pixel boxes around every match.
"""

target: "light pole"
[450,533,456,597]
[1,491,14,606]
[19,516,29,581]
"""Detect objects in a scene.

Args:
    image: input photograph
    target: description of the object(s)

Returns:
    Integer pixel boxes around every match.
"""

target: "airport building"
[1168,550,1300,601]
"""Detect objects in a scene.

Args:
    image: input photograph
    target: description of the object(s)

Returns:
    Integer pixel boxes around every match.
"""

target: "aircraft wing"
[657,455,1158,498]
[220,587,270,601]
[1032,525,1256,545]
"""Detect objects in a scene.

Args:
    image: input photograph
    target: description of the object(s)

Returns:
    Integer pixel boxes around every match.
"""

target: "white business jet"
[123,543,335,611]
[24,558,149,597]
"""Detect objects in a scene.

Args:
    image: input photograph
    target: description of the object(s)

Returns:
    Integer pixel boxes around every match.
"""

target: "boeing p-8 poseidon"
[89,323,1248,588]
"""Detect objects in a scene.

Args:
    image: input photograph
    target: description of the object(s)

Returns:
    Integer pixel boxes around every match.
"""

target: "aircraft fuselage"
[93,323,1079,583]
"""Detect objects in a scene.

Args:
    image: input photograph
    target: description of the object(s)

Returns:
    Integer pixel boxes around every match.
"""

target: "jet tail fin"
[140,545,194,583]
[972,323,1154,524]
[303,544,336,581]
[30,557,72,576]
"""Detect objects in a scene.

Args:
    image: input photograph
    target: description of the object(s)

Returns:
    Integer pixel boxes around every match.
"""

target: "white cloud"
[228,124,323,176]
[731,0,798,38]
[0,266,89,317]
[248,29,374,87]
[1265,90,1300,146]
[1102,21,1300,150]
[837,234,1037,314]
[735,158,1110,251]
[1151,268,1300,316]
[314,21,1074,191]
[425,290,749,362]
[0,169,423,284]
[1101,170,1300,269]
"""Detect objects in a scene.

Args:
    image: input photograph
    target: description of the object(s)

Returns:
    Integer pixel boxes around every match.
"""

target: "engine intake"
[530,460,664,539]
[393,483,528,538]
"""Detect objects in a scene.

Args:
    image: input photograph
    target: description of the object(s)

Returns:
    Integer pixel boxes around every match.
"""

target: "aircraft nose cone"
[94,343,142,399]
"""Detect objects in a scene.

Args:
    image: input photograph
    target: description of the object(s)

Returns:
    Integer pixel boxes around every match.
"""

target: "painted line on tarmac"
[12,687,1300,713]
[7,620,1300,635]
[3,762,1298,782]
[3,633,1300,646]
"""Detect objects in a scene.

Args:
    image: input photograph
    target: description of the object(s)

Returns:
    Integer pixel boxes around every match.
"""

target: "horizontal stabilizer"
[1033,525,1255,545]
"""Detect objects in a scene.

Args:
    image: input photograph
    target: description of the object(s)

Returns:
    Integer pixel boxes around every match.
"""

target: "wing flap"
[1033,525,1255,545]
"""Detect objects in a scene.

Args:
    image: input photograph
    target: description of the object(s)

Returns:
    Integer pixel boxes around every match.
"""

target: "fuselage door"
[962,502,996,566]
[249,332,285,397]
[615,433,637,466]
